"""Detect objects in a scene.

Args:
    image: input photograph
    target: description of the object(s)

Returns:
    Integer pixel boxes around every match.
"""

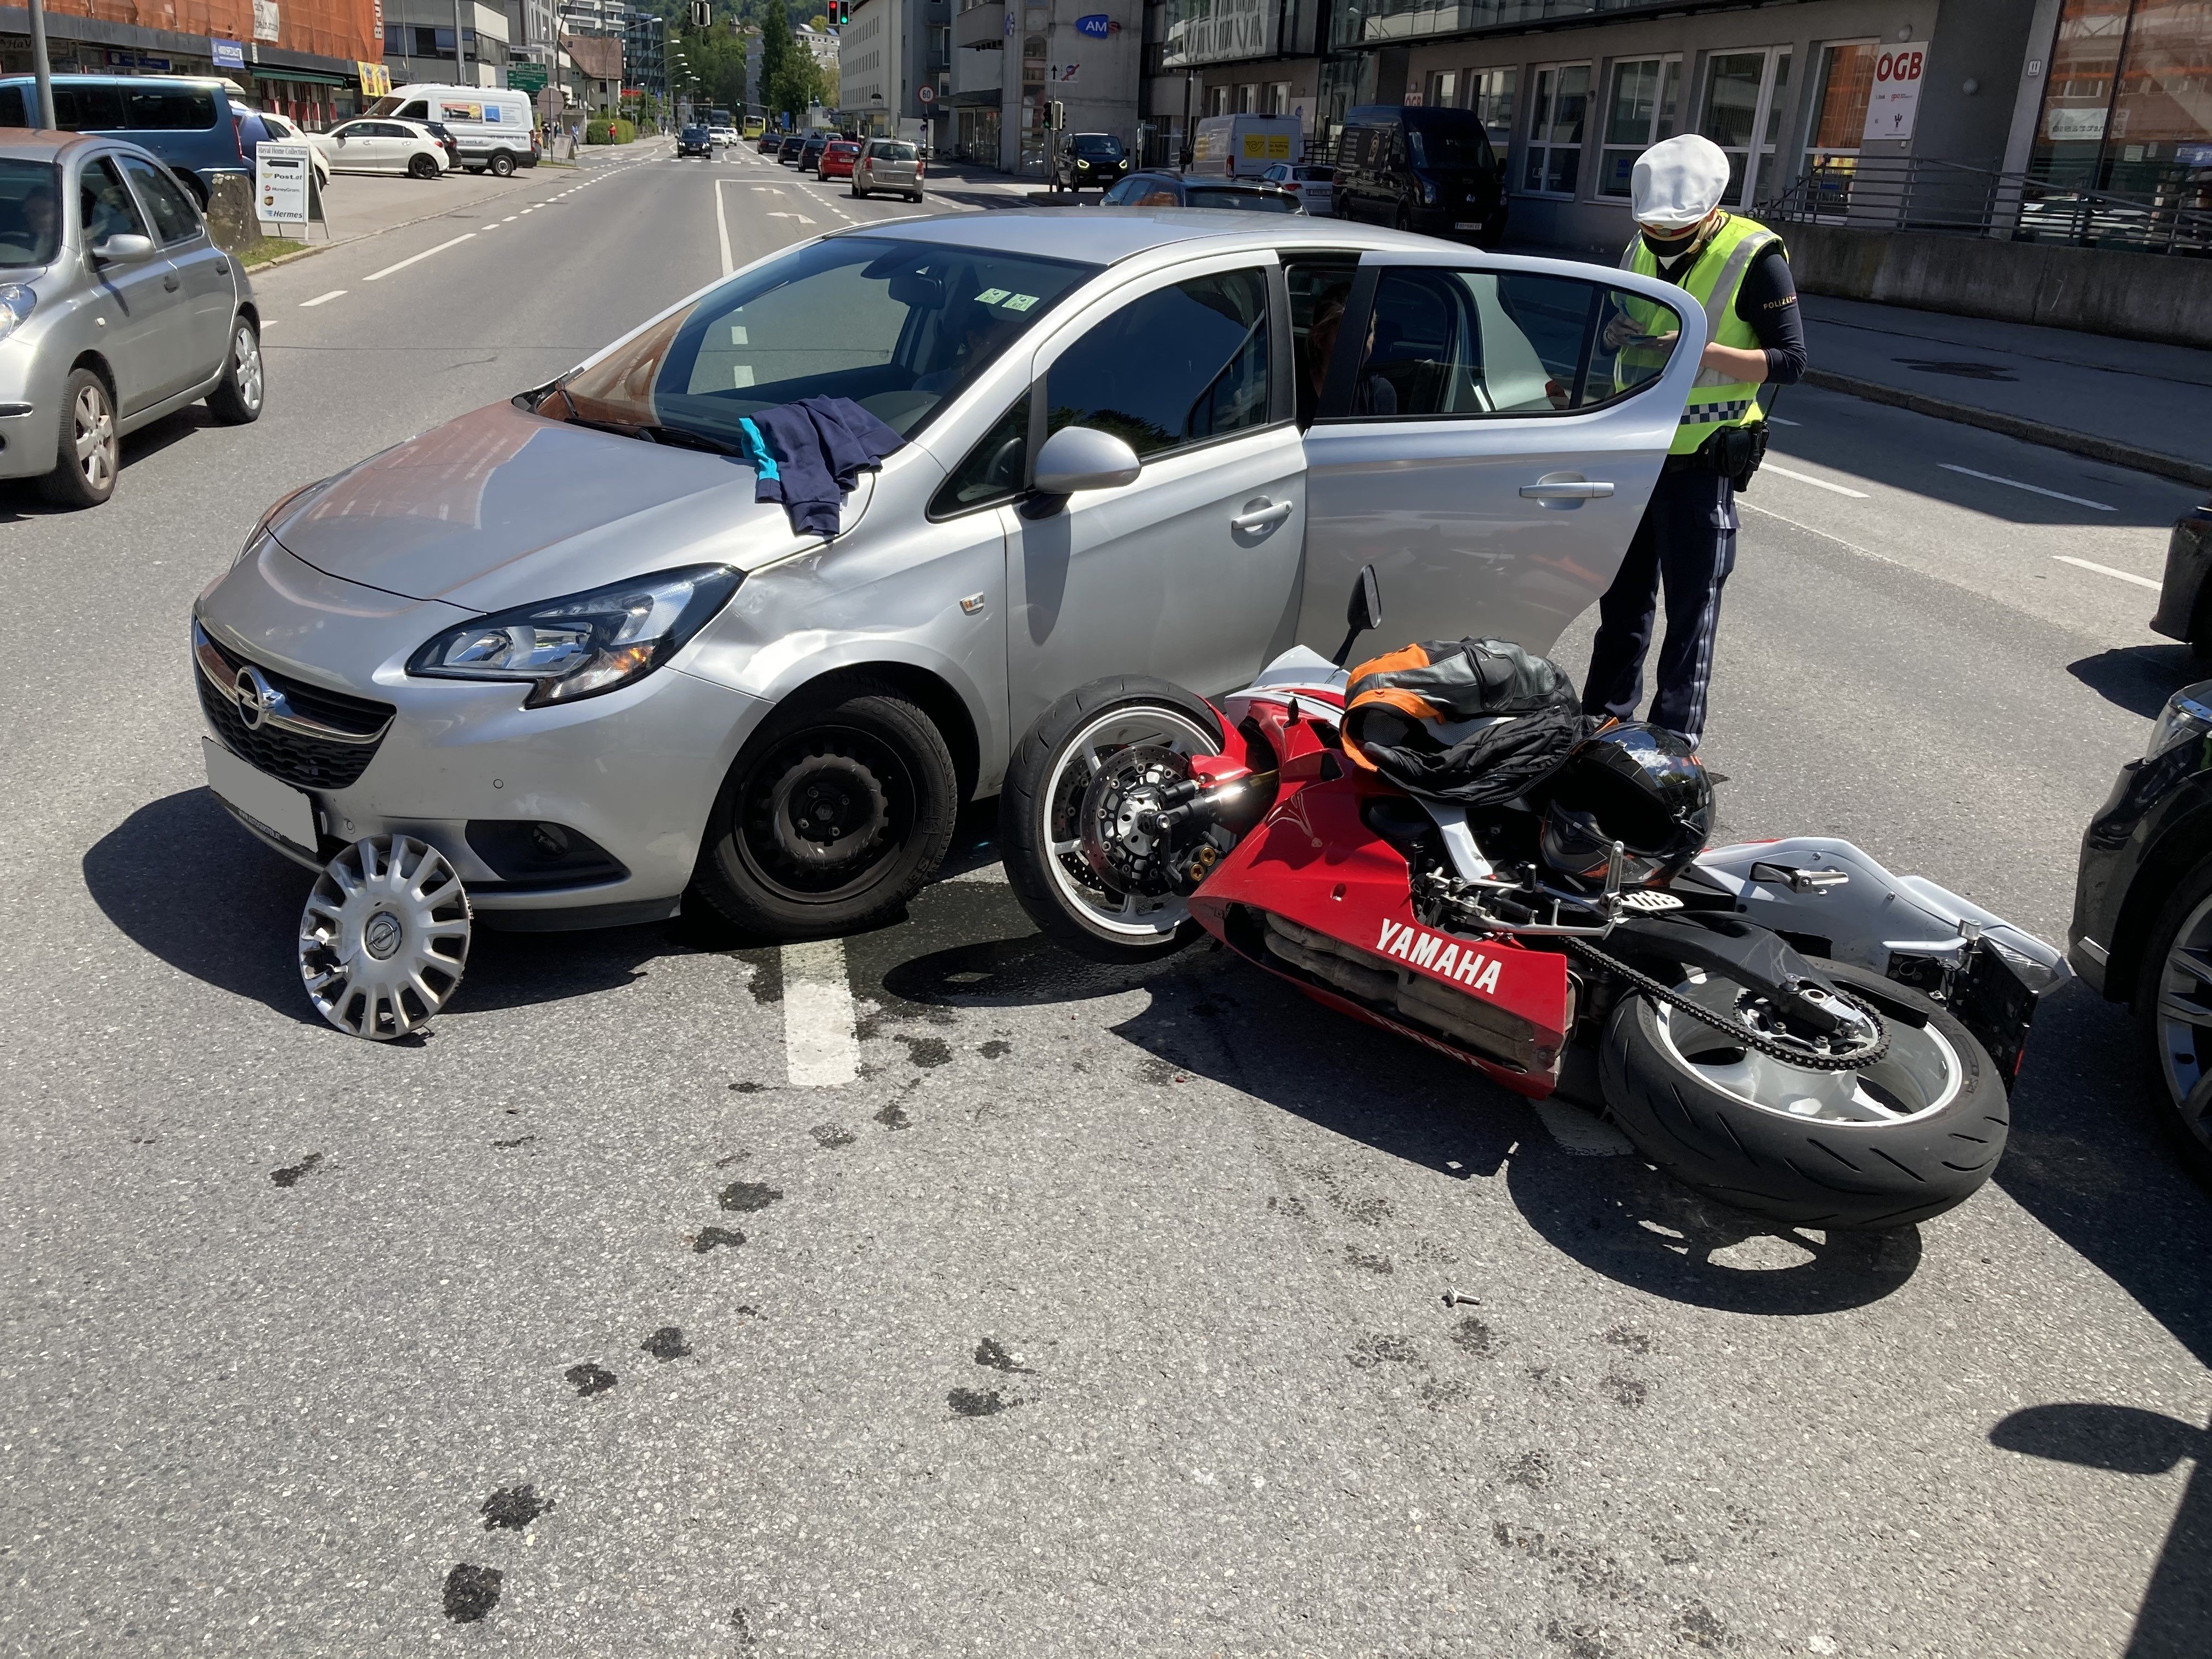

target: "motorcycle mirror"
[1333,564,1383,668]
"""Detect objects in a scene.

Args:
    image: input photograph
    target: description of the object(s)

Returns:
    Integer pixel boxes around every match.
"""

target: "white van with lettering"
[368,84,538,175]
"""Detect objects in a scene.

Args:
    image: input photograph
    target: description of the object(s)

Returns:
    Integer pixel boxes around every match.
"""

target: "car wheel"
[408,153,439,179]
[179,173,209,211]
[1395,202,1412,232]
[206,315,264,426]
[691,679,959,940]
[2132,858,2212,1189]
[488,150,516,177]
[910,191,923,202]
[41,368,117,509]
[852,183,867,198]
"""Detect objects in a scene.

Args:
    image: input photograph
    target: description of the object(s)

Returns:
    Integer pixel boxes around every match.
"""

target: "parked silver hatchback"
[190,212,1706,942]
[0,131,263,507]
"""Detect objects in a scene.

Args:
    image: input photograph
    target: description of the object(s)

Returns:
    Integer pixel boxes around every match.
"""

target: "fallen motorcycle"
[1000,570,2068,1229]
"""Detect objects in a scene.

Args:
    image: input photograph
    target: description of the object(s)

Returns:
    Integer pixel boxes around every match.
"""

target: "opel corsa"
[191,211,1708,939]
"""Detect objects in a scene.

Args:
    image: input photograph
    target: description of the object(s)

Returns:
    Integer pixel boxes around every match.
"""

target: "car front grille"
[193,622,394,792]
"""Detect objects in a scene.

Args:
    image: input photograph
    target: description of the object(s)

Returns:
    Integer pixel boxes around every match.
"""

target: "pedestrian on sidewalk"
[1581,132,1807,749]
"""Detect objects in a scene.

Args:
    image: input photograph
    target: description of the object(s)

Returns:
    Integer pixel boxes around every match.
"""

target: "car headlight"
[0,283,36,343]
[2145,687,2212,760]
[408,565,741,707]
[1419,179,1439,205]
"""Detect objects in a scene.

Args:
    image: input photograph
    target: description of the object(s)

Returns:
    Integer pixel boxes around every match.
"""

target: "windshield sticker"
[1001,294,1040,312]
[973,287,1011,306]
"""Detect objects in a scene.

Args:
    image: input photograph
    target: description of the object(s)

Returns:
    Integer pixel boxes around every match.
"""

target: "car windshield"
[683,127,708,140]
[1407,119,1496,172]
[551,236,1097,443]
[1295,165,1333,180]
[0,160,61,268]
[1071,136,1121,155]
[870,142,918,162]
[1186,186,1297,213]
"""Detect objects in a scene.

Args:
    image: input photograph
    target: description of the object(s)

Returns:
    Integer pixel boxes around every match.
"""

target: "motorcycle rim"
[1042,703,1218,946]
[1652,968,1963,1126]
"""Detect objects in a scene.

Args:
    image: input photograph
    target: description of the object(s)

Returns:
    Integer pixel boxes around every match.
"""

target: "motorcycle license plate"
[204,737,318,856]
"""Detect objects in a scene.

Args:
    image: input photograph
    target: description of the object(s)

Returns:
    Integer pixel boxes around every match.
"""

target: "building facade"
[949,0,1139,171]
[840,0,949,140]
[382,0,514,89]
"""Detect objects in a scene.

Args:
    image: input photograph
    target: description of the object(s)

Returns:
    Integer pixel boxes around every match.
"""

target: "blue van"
[0,76,255,207]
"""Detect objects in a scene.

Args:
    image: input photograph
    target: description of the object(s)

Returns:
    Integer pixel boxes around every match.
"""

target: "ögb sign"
[1863,43,1927,143]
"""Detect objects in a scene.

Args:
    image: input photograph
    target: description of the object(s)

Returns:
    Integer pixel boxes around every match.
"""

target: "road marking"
[782,939,859,1086]
[768,211,816,224]
[503,215,518,222]
[1740,501,1910,570]
[1762,462,1868,498]
[299,289,346,307]
[2055,555,2160,591]
[364,233,476,281]
[1940,462,2115,512]
[1767,414,1802,426]
[715,177,733,275]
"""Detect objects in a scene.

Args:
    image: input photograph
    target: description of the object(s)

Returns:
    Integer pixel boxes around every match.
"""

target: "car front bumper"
[194,544,771,926]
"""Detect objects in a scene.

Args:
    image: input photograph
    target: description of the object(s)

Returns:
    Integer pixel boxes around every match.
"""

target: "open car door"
[1296,250,1708,658]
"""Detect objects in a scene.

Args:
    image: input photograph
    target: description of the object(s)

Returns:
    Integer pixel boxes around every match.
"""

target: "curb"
[1803,368,2212,492]
[242,244,325,273]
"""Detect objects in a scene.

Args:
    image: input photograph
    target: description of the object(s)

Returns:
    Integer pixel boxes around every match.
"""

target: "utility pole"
[26,0,57,131]
[453,0,471,85]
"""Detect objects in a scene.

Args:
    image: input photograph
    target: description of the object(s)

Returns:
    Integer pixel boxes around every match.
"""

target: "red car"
[819,139,861,180]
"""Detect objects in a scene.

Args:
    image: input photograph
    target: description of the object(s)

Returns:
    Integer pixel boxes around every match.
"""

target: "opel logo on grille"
[363,911,404,960]
[235,665,280,731]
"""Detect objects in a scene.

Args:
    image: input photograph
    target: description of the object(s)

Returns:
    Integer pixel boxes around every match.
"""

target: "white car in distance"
[307,118,449,179]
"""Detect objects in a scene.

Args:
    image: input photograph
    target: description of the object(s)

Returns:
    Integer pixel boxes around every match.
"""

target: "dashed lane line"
[1762,461,1868,498]
[298,289,346,307]
[364,232,475,282]
[1940,462,2116,512]
[782,939,860,1087]
[2054,555,2160,591]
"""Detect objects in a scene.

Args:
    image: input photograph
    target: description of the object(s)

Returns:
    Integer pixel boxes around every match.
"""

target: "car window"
[80,156,147,244]
[1045,267,1271,460]
[0,159,62,269]
[0,86,28,128]
[125,86,218,131]
[1349,268,1680,419]
[555,236,1096,443]
[869,142,918,162]
[930,397,1031,517]
[1101,178,1137,204]
[53,83,128,129]
[1186,187,1297,213]
[119,155,201,243]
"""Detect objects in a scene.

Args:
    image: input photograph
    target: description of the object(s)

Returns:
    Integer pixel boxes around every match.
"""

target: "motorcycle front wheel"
[998,676,1224,963]
[1600,956,2007,1230]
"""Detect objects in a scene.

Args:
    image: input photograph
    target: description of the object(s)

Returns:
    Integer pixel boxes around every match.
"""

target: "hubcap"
[737,727,911,903]
[74,383,114,488]
[299,834,472,1040]
[1652,969,1961,1126]
[233,324,263,410]
[1042,705,1219,942]
[2154,890,2212,1154]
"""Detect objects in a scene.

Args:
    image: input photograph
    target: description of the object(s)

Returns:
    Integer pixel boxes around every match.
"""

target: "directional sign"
[509,62,548,93]
[256,141,312,228]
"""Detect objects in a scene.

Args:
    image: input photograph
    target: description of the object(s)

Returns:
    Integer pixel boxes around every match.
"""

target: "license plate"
[1455,221,1482,229]
[204,737,318,855]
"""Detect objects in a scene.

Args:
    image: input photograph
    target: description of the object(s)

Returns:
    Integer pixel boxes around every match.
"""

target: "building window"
[1423,69,1455,109]
[1266,82,1290,117]
[1598,56,1680,197]
[2031,0,2212,200]
[1208,84,1229,117]
[1697,46,1792,207]
[1237,83,1258,114]
[1468,65,1516,152]
[1522,63,1589,196]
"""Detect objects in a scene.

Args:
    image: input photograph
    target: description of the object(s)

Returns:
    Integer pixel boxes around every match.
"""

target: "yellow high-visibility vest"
[1618,213,1782,456]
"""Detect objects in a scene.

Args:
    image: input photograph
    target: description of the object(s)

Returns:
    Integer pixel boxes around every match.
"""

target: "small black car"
[2148,492,2212,657]
[677,124,714,158]
[1099,172,1302,213]
[798,131,830,172]
[2070,679,2212,1183]
[777,134,805,165]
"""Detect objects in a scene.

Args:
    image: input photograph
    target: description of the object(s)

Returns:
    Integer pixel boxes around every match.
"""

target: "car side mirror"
[1333,563,1383,667]
[1032,425,1141,496]
[92,233,156,266]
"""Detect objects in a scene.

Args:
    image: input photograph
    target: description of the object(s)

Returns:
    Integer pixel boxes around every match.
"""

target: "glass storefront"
[2031,0,2212,204]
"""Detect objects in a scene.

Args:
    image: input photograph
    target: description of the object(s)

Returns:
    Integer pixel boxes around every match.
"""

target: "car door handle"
[1519,478,1613,500]
[1231,498,1294,533]
[162,273,181,291]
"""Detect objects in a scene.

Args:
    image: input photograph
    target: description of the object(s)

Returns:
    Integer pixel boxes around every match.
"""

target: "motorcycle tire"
[998,675,1224,965]
[1600,956,2007,1231]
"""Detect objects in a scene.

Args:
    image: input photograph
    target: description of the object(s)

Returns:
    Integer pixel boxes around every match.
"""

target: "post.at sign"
[255,140,323,234]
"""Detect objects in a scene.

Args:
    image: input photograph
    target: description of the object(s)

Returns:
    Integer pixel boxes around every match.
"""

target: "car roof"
[0,128,147,163]
[834,206,1449,264]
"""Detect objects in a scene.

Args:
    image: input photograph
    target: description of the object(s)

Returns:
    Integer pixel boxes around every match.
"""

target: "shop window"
[2031,0,2212,200]
[1598,56,1680,196]
[1522,63,1589,197]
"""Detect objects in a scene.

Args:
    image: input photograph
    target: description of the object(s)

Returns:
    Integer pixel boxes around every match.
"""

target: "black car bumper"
[2150,506,2212,646]
[2070,737,2212,1000]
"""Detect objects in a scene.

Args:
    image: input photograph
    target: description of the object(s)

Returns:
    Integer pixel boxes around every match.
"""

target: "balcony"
[953,1,1006,49]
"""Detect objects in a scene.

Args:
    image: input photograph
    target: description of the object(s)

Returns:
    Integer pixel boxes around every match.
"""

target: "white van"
[1190,114,1302,179]
[367,84,539,175]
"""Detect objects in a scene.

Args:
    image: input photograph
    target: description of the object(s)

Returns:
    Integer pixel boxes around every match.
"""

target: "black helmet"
[1538,721,1712,887]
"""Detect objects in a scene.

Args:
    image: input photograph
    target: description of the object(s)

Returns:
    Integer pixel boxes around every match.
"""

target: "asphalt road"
[2,144,2207,1658]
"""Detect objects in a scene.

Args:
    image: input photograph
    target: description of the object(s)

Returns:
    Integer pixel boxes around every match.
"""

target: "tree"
[760,1,816,122]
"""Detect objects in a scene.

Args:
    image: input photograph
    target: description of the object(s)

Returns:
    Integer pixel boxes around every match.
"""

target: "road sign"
[917,84,934,104]
[509,62,548,93]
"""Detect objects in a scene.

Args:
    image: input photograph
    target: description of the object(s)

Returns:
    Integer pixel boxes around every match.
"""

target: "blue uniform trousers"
[1581,464,1737,747]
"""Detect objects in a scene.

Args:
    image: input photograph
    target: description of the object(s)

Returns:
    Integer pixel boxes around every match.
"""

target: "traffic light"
[690,1,712,27]
[1047,100,1064,131]
[828,1,848,24]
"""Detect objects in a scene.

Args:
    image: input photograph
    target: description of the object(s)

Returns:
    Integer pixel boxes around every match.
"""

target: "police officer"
[1582,133,1807,750]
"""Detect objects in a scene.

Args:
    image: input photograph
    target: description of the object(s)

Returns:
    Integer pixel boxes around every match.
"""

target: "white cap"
[1631,134,1730,229]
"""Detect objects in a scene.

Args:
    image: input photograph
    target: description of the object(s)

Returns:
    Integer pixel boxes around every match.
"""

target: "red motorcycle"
[1000,571,2064,1229]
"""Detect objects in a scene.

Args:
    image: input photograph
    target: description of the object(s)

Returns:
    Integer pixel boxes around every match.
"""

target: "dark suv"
[1331,103,1506,245]
[0,75,253,207]
[1054,132,1130,191]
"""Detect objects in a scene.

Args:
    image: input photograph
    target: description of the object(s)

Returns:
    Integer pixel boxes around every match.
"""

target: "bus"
[741,114,766,139]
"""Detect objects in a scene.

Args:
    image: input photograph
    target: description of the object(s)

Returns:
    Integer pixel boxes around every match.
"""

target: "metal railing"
[1760,155,2212,257]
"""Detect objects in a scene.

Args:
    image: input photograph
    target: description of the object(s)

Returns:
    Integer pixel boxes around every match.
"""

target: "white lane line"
[715,176,733,275]
[1762,461,1869,498]
[1940,462,2115,512]
[768,211,816,224]
[782,939,859,1087]
[298,289,346,307]
[503,215,518,222]
[364,232,475,281]
[2055,555,2161,591]
[1740,501,1910,570]
[1767,414,1802,426]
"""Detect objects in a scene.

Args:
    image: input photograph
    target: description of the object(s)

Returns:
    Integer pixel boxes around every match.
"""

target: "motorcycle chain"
[1564,936,1890,1073]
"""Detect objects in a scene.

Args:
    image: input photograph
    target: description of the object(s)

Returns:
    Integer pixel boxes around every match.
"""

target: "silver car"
[851,138,923,202]
[190,211,1705,941]
[0,131,263,507]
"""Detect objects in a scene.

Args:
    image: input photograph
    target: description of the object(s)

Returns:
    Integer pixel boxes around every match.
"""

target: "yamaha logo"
[1375,919,1504,996]
[234,665,280,731]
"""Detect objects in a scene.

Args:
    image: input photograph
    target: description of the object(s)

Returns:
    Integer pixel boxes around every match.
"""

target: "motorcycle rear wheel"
[999,676,1224,963]
[1601,956,2007,1230]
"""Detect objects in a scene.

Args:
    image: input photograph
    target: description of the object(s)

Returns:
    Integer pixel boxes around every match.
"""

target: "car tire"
[178,173,210,211]
[1602,956,2008,1229]
[691,680,959,941]
[1394,202,1412,232]
[852,183,867,198]
[488,150,516,177]
[206,315,264,426]
[408,153,439,179]
[2130,857,2212,1189]
[41,367,118,509]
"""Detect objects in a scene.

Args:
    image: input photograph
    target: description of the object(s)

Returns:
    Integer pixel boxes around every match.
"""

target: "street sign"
[1863,44,1926,144]
[509,62,548,93]
[211,38,245,69]
[255,141,312,228]
[917,84,934,104]
[1075,13,1110,37]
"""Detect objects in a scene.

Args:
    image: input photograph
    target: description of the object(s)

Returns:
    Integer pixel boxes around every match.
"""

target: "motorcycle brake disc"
[1077,744,1190,896]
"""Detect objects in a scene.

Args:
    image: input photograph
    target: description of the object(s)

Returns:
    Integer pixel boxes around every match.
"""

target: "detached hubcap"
[299,834,472,1040]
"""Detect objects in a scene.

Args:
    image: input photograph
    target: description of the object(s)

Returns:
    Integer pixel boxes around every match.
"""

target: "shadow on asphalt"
[2068,645,2207,720]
